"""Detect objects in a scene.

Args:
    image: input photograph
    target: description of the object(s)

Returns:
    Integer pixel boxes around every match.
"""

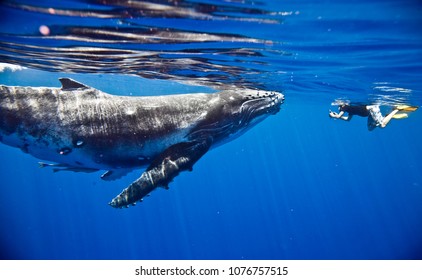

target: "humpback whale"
[0,78,284,208]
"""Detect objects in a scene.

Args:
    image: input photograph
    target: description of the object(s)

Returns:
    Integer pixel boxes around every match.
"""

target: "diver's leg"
[367,105,384,129]
[381,109,399,128]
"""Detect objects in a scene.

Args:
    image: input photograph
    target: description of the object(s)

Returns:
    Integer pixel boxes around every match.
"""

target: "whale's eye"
[58,147,72,155]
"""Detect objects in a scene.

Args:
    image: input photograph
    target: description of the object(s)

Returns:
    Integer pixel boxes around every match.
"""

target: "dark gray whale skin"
[0,78,284,208]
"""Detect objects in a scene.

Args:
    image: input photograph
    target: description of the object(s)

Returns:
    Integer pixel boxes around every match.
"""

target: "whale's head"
[239,89,284,119]
[191,89,284,143]
[222,89,284,126]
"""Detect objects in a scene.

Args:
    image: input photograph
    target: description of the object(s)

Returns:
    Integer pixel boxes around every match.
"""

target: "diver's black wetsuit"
[339,105,369,117]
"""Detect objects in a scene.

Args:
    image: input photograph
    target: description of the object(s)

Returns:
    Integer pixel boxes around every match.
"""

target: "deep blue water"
[0,0,422,260]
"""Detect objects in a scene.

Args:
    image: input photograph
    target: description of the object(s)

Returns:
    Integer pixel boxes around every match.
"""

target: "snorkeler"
[329,103,418,131]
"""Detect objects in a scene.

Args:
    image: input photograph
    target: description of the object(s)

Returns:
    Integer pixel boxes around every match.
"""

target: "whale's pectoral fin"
[108,139,211,208]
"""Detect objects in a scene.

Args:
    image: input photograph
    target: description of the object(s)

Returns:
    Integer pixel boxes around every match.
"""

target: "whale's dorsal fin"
[59,78,89,91]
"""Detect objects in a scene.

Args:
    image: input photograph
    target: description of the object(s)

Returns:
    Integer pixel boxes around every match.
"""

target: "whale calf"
[0,78,284,208]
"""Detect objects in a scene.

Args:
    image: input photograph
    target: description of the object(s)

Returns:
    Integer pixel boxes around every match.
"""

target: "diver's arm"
[329,110,350,121]
[343,114,352,121]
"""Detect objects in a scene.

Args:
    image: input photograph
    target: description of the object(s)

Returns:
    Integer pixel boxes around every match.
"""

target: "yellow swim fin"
[396,105,418,112]
[392,113,409,119]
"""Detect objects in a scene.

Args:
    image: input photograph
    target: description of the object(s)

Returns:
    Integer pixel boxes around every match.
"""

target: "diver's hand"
[329,110,339,118]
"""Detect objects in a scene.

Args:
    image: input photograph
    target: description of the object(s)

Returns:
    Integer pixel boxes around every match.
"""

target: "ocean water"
[0,0,422,260]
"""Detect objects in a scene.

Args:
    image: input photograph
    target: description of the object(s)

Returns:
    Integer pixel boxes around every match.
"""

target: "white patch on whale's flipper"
[101,169,132,181]
[59,78,89,91]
